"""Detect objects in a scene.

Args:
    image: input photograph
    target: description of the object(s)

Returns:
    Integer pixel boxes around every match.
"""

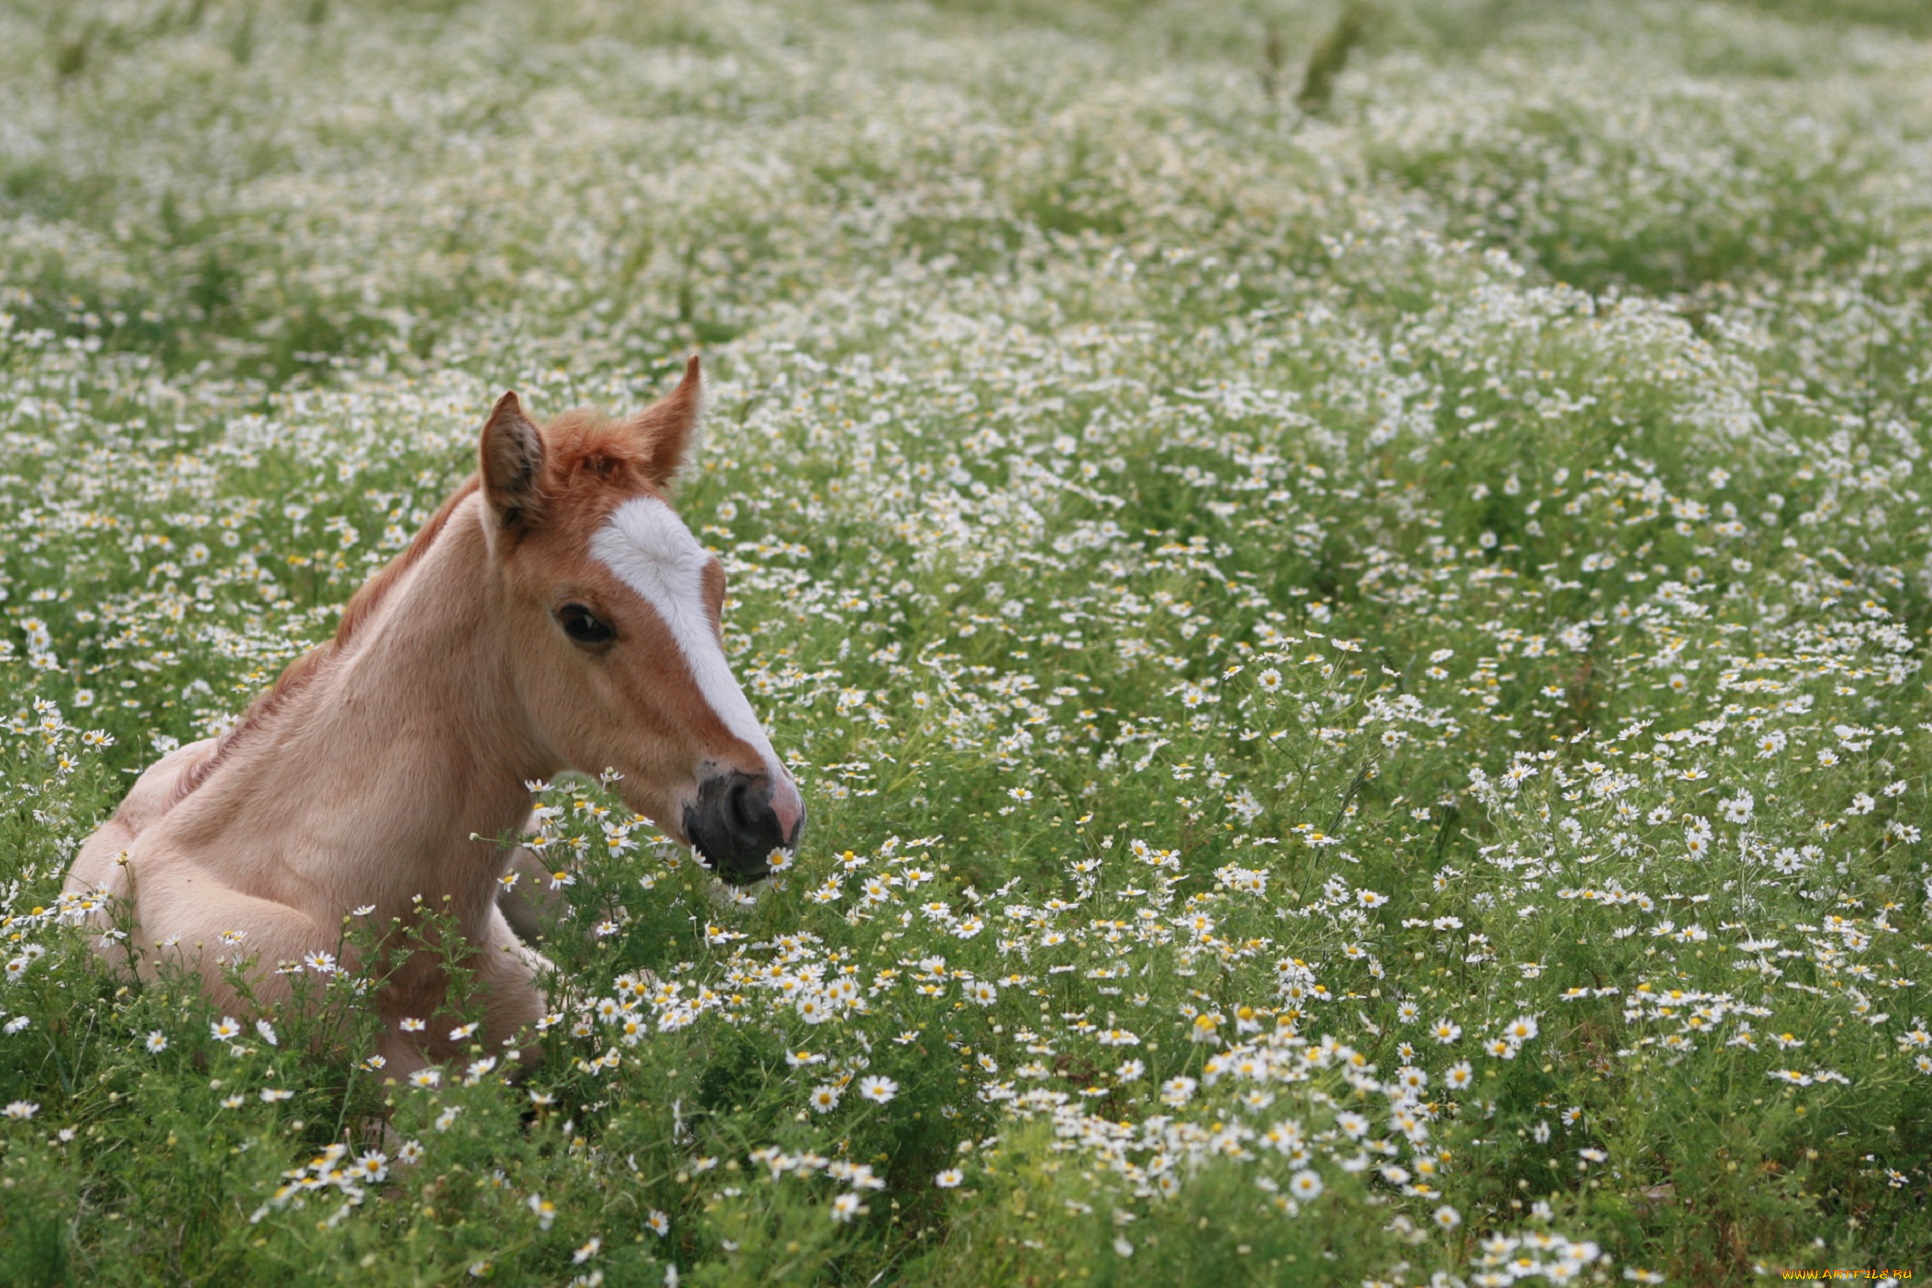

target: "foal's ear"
[625,355,704,487]
[480,391,545,529]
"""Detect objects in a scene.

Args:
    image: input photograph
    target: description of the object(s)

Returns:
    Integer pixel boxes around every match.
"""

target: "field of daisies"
[4,0,1932,1282]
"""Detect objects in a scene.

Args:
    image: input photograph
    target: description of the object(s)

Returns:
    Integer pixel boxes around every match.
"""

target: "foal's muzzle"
[685,771,804,885]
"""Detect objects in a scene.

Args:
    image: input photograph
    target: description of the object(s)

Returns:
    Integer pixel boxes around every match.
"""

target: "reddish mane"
[169,474,481,805]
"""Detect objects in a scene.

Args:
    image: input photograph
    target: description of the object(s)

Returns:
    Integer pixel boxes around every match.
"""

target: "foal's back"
[66,737,219,905]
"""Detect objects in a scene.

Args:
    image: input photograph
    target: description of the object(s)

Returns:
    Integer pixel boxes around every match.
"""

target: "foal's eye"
[556,603,613,646]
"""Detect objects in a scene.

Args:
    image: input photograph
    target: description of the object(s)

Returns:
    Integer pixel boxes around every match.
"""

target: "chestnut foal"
[64,358,802,1075]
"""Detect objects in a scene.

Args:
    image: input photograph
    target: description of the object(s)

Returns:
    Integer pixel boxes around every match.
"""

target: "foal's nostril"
[726,777,758,831]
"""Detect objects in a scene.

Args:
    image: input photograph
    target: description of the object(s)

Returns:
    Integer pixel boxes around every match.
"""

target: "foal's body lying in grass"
[65,359,803,1076]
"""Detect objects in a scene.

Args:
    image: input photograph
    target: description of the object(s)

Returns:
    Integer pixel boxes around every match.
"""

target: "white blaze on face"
[589,496,798,828]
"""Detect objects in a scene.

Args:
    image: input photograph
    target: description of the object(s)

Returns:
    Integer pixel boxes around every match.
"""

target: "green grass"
[2,0,1931,1283]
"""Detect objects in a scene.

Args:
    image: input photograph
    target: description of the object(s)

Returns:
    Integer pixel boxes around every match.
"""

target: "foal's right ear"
[480,391,544,529]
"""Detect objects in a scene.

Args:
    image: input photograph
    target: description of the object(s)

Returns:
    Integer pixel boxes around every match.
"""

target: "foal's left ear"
[625,355,704,487]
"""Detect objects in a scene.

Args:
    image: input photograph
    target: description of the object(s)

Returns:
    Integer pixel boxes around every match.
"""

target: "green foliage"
[2,0,1931,1284]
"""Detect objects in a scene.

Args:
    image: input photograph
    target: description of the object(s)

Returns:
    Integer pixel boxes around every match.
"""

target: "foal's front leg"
[497,844,569,947]
[471,907,553,1073]
[372,907,553,1080]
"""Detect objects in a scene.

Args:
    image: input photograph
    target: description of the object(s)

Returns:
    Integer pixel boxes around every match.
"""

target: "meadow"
[3,0,1932,1283]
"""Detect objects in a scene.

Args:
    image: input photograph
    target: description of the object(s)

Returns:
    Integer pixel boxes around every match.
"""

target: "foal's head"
[478,358,803,883]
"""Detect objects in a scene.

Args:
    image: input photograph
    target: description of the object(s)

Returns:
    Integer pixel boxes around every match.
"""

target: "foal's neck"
[326,495,544,838]
[188,494,547,917]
